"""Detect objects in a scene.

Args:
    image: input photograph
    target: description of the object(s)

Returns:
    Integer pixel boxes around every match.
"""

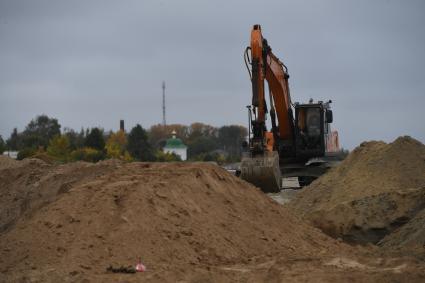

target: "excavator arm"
[247,24,294,155]
[241,24,294,192]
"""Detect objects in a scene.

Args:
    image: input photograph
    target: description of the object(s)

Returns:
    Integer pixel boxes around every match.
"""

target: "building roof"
[164,137,187,149]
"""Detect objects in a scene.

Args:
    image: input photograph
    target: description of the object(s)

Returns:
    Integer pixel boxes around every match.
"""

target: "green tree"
[6,128,22,150]
[47,135,71,161]
[218,125,247,158]
[127,124,154,161]
[0,135,5,154]
[85,128,105,150]
[187,136,219,158]
[155,150,182,162]
[64,128,85,150]
[17,148,37,160]
[70,147,104,162]
[21,115,61,149]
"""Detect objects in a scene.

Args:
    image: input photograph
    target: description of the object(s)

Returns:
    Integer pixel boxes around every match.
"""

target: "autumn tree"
[106,130,129,159]
[187,122,217,142]
[148,124,188,148]
[47,135,71,161]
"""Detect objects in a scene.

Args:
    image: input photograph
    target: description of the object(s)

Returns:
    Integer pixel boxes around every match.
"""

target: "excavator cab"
[295,102,325,159]
[294,100,334,160]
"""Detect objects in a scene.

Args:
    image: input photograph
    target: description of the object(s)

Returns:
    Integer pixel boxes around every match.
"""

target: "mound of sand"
[379,207,425,259]
[290,136,425,246]
[0,157,121,233]
[1,159,424,282]
[0,155,19,170]
[0,161,338,282]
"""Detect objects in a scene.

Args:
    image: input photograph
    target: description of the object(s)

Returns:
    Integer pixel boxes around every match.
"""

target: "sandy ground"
[267,189,298,205]
[0,153,424,282]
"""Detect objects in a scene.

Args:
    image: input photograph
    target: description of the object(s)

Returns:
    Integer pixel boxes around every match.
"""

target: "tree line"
[0,115,247,163]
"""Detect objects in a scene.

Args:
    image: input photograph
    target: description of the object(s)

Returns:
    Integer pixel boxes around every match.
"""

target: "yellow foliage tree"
[47,135,71,161]
[106,130,129,159]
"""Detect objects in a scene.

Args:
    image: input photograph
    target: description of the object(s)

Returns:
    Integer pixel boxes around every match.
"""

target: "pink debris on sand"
[135,260,146,272]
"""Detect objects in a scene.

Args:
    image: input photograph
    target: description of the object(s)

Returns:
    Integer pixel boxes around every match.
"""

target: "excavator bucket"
[240,151,281,193]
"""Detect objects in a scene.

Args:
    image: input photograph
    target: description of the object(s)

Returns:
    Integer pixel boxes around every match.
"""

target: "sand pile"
[290,136,425,246]
[0,155,19,170]
[0,156,121,233]
[379,207,425,259]
[0,161,340,282]
[1,158,424,282]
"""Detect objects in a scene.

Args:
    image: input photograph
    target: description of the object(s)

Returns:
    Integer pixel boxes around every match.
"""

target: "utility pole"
[162,81,166,127]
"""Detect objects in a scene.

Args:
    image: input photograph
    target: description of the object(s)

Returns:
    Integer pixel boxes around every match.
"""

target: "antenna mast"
[162,81,166,126]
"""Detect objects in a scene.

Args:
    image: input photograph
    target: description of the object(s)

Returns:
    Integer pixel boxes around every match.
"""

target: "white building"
[163,131,187,161]
[3,151,18,159]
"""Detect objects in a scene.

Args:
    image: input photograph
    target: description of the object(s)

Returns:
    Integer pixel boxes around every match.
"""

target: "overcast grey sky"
[0,0,424,149]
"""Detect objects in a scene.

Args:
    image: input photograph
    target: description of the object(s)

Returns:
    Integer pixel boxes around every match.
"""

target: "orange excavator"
[240,25,340,192]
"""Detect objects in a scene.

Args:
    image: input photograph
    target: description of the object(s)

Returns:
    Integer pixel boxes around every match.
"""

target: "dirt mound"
[0,159,423,282]
[379,207,425,259]
[290,136,425,244]
[31,152,57,164]
[0,158,122,233]
[0,155,19,170]
[0,162,337,281]
[1,160,424,282]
